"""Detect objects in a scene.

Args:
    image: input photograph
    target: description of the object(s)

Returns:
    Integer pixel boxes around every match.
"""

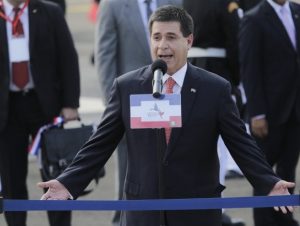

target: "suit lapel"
[139,65,153,93]
[290,3,300,53]
[264,1,296,52]
[0,5,9,78]
[125,0,150,58]
[165,64,198,159]
[28,1,39,55]
[0,6,7,47]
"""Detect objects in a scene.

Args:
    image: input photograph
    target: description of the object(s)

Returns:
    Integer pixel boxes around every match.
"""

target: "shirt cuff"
[251,114,266,120]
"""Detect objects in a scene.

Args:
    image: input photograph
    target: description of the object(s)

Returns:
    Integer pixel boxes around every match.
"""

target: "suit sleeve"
[239,14,266,118]
[218,82,279,194]
[57,79,125,198]
[52,5,80,108]
[95,0,118,105]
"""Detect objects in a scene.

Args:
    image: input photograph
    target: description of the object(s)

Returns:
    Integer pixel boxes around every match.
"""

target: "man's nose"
[158,38,169,49]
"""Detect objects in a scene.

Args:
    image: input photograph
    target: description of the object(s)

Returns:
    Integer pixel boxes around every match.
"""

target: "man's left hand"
[268,180,296,213]
[60,107,79,122]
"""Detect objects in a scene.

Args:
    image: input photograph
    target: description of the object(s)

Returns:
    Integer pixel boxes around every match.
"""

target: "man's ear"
[187,34,194,49]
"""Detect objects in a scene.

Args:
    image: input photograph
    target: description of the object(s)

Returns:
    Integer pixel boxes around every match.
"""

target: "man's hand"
[251,117,268,138]
[268,180,296,213]
[60,107,79,122]
[38,179,72,200]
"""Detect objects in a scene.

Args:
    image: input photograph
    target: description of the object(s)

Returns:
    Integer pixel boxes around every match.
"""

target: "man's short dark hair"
[149,5,194,38]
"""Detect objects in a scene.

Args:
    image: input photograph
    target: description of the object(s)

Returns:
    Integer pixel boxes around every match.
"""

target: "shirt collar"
[267,0,291,15]
[162,63,188,88]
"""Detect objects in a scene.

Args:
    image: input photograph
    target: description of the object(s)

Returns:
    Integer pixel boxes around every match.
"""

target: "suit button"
[163,161,168,166]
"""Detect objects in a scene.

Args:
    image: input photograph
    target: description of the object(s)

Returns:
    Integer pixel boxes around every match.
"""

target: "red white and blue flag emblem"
[130,94,182,129]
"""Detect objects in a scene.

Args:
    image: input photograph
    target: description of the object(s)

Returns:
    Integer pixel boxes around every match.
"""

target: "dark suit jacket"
[57,63,279,226]
[239,1,300,125]
[0,0,80,131]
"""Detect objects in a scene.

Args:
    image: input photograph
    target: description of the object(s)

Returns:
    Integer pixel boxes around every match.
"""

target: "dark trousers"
[253,113,300,226]
[0,90,71,226]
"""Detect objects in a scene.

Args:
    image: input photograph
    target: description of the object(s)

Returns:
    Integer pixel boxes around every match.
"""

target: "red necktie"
[164,77,176,144]
[144,0,152,20]
[12,7,29,89]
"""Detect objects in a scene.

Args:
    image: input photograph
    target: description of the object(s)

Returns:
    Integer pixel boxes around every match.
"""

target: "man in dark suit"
[0,0,80,226]
[239,0,300,226]
[95,0,181,225]
[39,5,294,226]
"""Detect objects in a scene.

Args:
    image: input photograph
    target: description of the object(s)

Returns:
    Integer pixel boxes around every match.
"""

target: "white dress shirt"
[3,0,34,91]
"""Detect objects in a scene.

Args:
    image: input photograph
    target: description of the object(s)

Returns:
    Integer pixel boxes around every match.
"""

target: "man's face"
[150,21,193,75]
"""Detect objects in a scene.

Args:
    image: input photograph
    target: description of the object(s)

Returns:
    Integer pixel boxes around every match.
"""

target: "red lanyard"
[0,0,29,31]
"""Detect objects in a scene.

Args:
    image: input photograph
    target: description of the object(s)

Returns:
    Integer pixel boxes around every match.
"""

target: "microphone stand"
[151,59,168,225]
[156,128,168,226]
[153,90,168,226]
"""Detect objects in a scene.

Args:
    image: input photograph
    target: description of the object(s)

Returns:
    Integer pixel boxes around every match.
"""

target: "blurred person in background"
[88,0,100,65]
[183,1,245,225]
[239,0,300,226]
[0,0,80,226]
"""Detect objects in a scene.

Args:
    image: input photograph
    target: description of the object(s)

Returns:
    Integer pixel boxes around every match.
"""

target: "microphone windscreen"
[151,59,167,74]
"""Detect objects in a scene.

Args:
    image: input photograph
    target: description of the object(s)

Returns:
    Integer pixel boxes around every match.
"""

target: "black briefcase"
[40,123,93,179]
[40,122,105,195]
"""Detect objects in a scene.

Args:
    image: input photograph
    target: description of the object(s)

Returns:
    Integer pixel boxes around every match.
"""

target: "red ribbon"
[0,0,30,34]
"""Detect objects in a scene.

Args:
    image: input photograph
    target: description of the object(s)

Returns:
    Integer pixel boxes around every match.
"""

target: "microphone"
[151,59,167,98]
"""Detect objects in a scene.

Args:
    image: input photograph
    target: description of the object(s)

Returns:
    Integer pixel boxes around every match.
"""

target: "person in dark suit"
[183,0,241,88]
[0,0,80,226]
[95,0,181,225]
[239,0,300,226]
[39,5,295,226]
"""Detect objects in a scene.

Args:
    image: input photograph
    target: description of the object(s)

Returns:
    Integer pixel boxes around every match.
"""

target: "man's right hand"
[38,179,72,200]
[251,117,268,138]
